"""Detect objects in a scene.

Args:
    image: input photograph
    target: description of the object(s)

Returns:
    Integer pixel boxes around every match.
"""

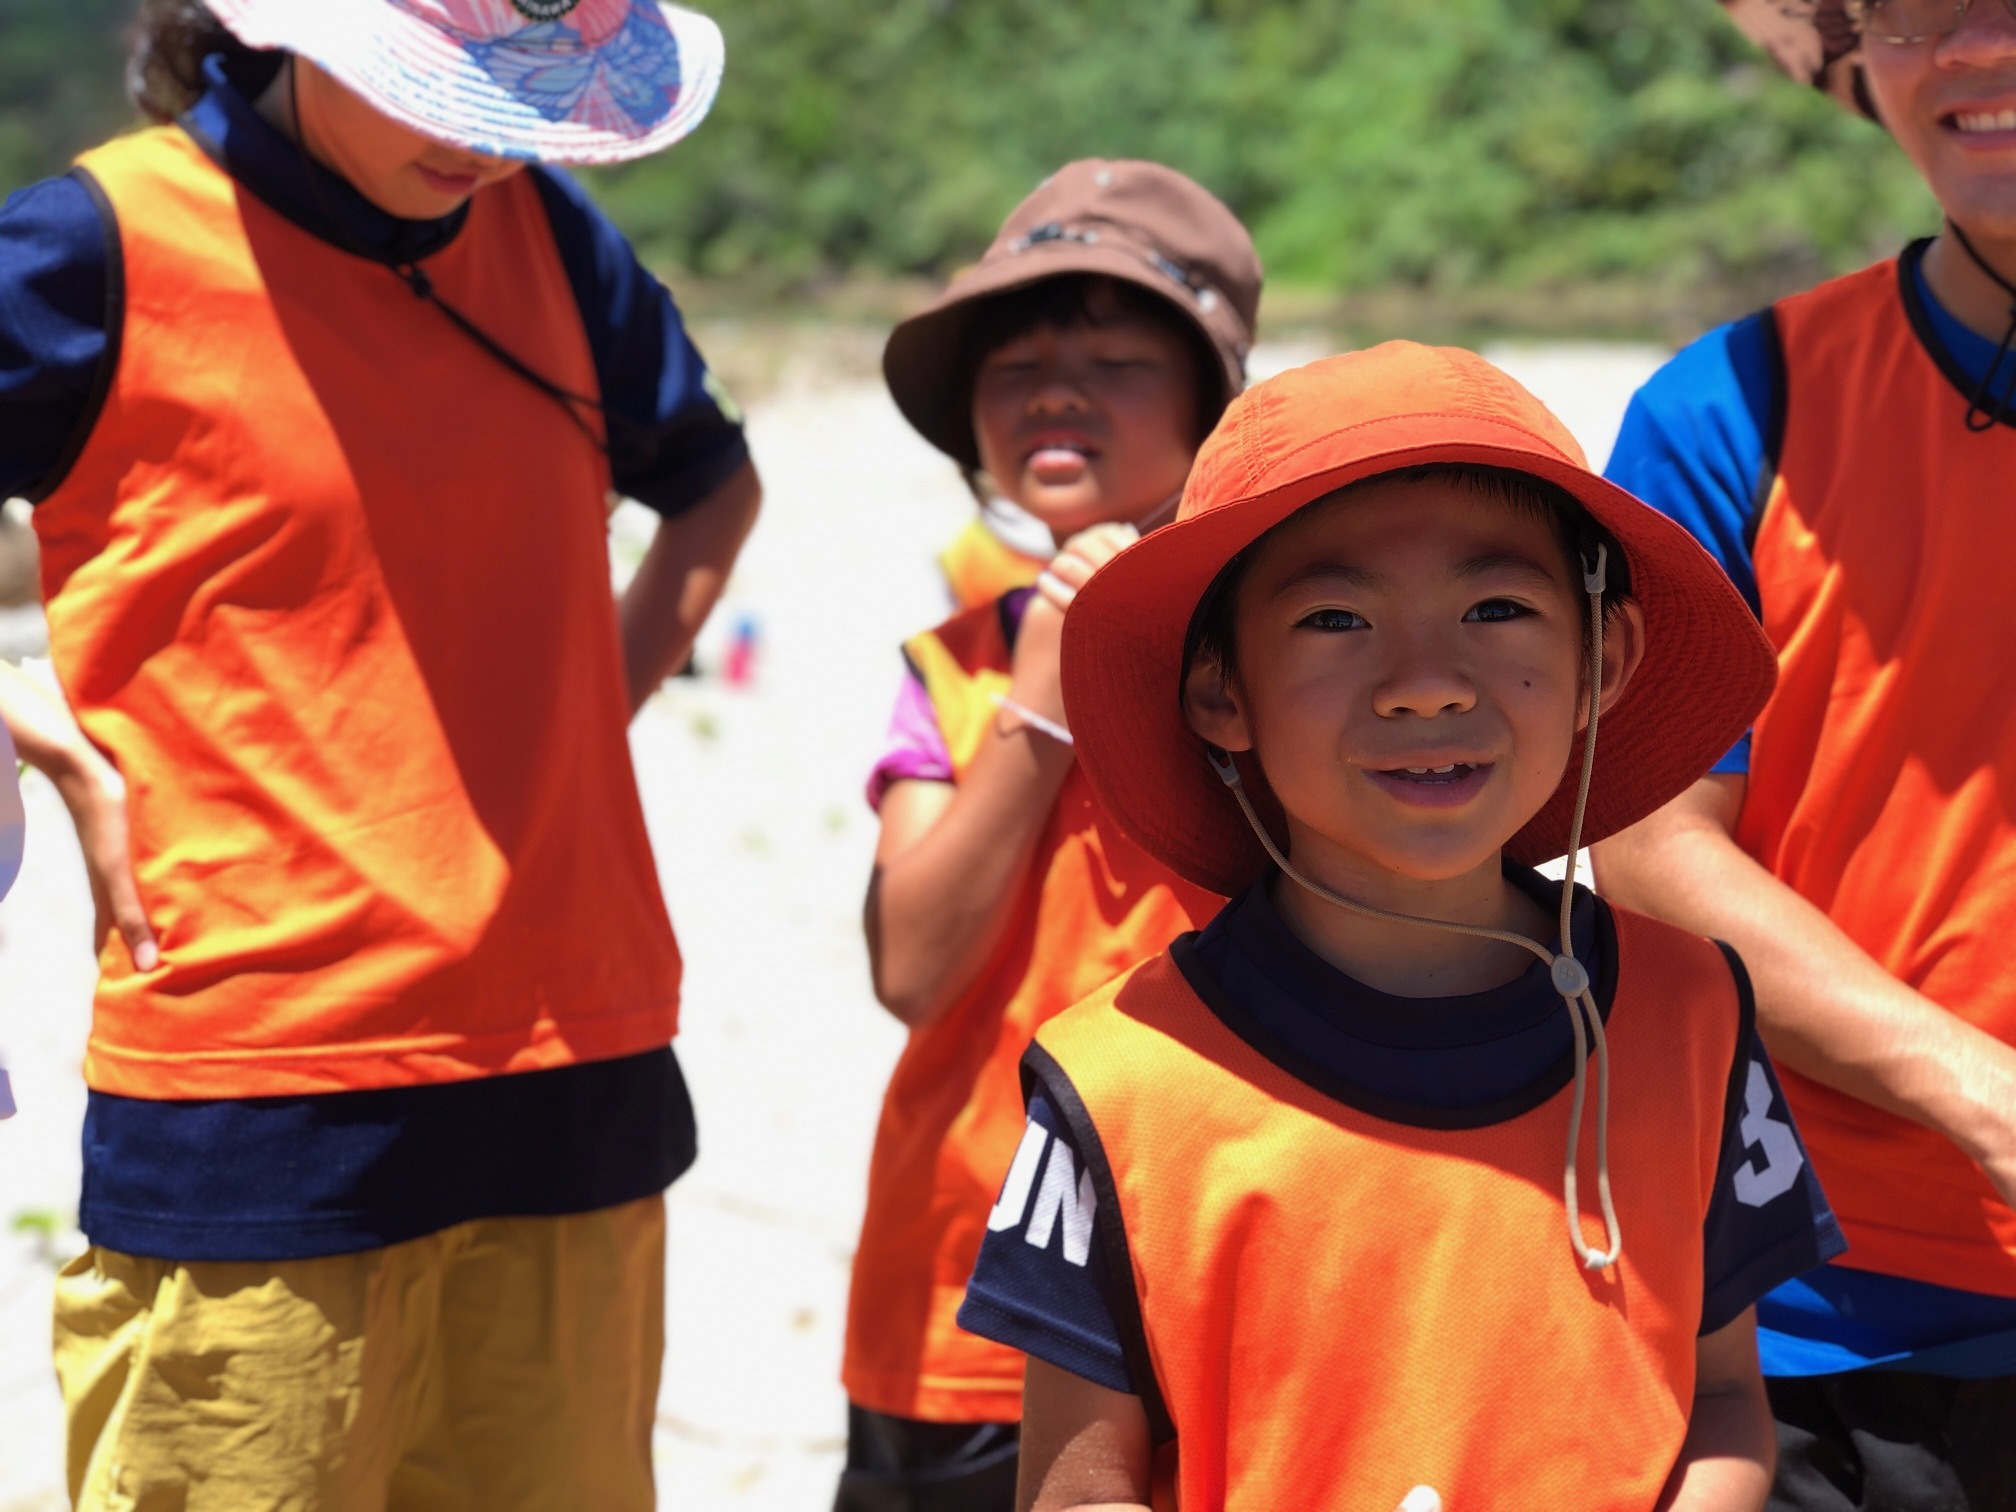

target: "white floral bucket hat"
[206,0,725,165]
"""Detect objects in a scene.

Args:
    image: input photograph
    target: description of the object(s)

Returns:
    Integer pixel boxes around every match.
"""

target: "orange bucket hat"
[1061,341,1778,901]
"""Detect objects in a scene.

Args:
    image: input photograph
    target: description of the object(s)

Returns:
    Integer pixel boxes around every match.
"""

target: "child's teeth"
[1406,766,1427,774]
[1432,764,1456,773]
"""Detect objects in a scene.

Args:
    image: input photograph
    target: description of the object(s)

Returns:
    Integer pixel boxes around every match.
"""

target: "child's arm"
[1018,1355,1153,1512]
[1655,1307,1775,1512]
[1595,776,2016,1211]
[618,458,761,714]
[0,658,156,968]
[865,522,1134,1028]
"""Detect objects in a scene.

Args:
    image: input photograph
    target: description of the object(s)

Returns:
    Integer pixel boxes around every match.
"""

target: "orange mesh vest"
[937,517,1045,612]
[1033,909,1744,1512]
[842,597,1219,1421]
[1741,256,2016,1294]
[35,127,682,1100]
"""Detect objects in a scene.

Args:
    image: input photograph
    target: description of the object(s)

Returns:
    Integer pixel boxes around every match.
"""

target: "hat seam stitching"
[1217,410,1582,502]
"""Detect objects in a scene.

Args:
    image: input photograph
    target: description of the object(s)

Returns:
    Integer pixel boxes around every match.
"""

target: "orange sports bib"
[1034,908,1743,1511]
[1745,256,2016,1295]
[936,517,1045,612]
[36,128,682,1100]
[841,597,1219,1421]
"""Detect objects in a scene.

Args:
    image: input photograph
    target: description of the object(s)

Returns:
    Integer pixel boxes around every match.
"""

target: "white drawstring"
[1206,544,1621,1272]
[1133,490,1183,533]
[990,690,1075,747]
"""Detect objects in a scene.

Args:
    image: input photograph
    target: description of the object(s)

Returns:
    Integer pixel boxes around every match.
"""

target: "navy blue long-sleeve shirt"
[0,55,746,1261]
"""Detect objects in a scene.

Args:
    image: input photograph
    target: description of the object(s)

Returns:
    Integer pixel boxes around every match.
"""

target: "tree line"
[1,0,1935,329]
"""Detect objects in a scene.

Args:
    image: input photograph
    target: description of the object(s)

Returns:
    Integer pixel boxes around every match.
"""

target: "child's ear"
[1183,654,1253,753]
[1582,599,1648,727]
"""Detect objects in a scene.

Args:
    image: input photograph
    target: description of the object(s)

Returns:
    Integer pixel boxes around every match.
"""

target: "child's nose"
[1372,646,1478,720]
[1027,367,1093,414]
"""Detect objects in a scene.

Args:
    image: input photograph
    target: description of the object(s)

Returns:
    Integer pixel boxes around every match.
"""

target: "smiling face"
[284,59,526,220]
[1861,2,2016,238]
[1184,475,1643,896]
[969,279,1205,542]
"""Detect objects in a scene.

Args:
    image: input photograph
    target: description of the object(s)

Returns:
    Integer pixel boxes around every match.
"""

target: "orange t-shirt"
[841,595,1219,1422]
[937,516,1046,612]
[36,127,682,1101]
[1740,258,2016,1295]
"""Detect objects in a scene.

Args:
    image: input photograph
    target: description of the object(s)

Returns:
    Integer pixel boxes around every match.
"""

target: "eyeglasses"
[1852,0,2016,44]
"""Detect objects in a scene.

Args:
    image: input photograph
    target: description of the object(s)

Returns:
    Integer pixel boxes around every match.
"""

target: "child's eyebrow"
[1270,560,1386,598]
[1452,550,1562,586]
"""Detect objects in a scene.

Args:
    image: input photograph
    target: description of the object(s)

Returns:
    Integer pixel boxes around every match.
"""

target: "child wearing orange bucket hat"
[839,160,1260,1510]
[0,0,756,1505]
[961,343,1847,1512]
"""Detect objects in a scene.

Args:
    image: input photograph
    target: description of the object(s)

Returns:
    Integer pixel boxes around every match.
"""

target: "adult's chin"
[1928,166,2016,241]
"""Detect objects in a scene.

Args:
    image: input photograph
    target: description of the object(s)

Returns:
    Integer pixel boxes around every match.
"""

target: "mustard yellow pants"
[53,1196,666,1512]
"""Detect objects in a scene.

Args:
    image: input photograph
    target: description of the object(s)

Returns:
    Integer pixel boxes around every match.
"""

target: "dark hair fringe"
[1182,462,1633,687]
[955,273,1223,497]
[128,0,280,122]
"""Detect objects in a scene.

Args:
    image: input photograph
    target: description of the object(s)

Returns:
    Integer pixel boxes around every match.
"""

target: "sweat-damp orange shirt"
[35,124,683,1102]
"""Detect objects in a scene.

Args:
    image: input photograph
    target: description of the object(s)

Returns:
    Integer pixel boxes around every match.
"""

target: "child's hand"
[0,660,159,971]
[1010,523,1139,735]
[1394,1488,1443,1512]
[60,757,160,974]
[1036,522,1140,615]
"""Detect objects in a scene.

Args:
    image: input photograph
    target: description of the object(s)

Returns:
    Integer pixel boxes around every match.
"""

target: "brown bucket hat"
[884,159,1263,470]
[1718,0,1873,118]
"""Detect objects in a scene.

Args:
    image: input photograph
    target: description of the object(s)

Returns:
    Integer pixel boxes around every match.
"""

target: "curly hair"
[127,0,281,122]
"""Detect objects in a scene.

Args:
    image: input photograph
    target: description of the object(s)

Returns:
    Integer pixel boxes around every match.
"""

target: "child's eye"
[1298,607,1368,632]
[1464,599,1531,623]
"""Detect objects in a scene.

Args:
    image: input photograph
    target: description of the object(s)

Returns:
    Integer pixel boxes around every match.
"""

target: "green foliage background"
[0,0,1938,328]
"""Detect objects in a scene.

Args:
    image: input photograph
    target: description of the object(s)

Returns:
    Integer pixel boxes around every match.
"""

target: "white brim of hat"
[207,0,724,165]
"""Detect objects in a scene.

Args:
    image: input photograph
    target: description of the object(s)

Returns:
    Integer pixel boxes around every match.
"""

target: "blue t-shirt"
[960,870,1846,1395]
[0,54,746,1261]
[1604,248,2016,1378]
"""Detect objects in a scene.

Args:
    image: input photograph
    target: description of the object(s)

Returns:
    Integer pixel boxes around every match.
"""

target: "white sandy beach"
[0,336,1662,1510]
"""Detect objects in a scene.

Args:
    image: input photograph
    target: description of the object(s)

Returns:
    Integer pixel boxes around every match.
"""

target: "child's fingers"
[1050,523,1139,586]
[1394,1487,1443,1512]
[1039,522,1141,613]
[1040,554,1101,606]
[1062,521,1140,562]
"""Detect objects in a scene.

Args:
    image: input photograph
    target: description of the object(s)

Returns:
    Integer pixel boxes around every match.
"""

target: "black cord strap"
[286,60,612,455]
[389,260,607,449]
[1948,220,2016,433]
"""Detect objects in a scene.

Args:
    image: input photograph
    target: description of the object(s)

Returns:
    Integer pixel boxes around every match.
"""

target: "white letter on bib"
[1025,1140,1097,1266]
[988,1121,1050,1232]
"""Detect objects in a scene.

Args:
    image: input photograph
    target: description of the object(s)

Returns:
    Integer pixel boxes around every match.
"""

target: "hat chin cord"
[1134,490,1183,533]
[1206,544,1622,1273]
